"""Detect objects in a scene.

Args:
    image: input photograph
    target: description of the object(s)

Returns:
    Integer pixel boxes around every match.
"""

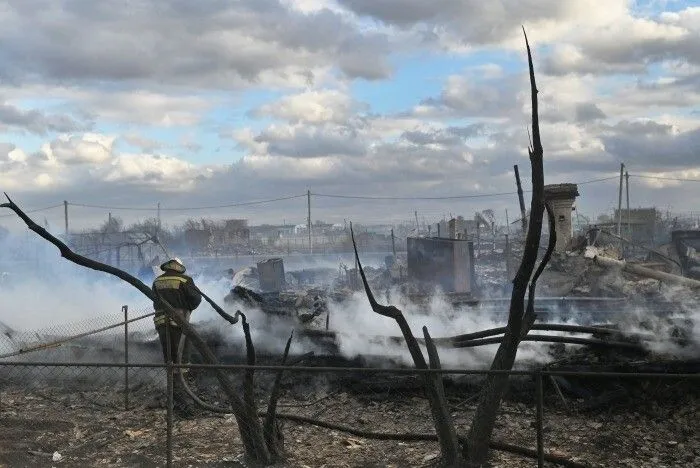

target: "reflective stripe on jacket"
[152,271,202,326]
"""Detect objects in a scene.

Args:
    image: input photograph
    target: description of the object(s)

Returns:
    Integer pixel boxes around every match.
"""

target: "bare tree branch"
[264,413,590,468]
[264,331,294,453]
[351,223,461,465]
[464,28,548,466]
[0,194,273,464]
[235,310,257,425]
[522,201,557,334]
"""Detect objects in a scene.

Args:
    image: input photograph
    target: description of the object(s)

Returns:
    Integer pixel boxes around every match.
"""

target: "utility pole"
[514,165,527,234]
[64,200,69,237]
[505,234,511,284]
[476,222,480,259]
[390,228,396,256]
[625,171,630,240]
[307,190,312,254]
[616,163,625,237]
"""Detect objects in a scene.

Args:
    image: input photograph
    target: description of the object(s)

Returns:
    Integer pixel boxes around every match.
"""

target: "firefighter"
[152,257,202,417]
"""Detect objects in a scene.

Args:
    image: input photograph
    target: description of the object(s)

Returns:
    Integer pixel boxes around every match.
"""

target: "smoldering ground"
[2,232,698,378]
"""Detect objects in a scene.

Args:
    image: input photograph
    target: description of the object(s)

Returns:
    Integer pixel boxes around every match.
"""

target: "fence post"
[123,305,129,411]
[165,311,174,468]
[535,371,544,468]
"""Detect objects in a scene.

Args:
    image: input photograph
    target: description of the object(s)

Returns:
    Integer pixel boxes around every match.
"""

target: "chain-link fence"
[1,319,698,468]
[0,306,163,402]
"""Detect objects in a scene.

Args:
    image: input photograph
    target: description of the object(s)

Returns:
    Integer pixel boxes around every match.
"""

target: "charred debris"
[201,205,700,370]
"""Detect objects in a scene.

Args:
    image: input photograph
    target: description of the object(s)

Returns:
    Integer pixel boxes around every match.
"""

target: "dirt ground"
[0,377,698,468]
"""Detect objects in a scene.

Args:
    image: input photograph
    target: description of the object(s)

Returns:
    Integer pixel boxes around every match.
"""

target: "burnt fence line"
[1,362,697,468]
[0,309,155,360]
[1,361,698,379]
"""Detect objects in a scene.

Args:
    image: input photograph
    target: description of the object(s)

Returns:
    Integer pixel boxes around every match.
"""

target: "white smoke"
[2,230,698,371]
[326,288,559,369]
[0,234,146,332]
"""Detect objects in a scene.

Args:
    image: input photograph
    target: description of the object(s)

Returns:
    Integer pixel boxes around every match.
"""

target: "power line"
[69,194,307,211]
[575,176,620,185]
[314,176,620,201]
[629,174,700,183]
[1,173,696,216]
[312,191,520,201]
[0,204,63,219]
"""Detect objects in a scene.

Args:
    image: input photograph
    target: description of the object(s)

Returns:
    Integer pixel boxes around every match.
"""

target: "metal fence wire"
[0,309,698,467]
[0,306,162,396]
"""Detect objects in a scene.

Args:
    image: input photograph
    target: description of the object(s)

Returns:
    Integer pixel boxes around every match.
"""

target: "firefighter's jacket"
[152,271,202,327]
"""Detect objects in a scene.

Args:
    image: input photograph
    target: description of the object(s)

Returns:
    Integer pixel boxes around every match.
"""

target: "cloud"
[338,0,628,50]
[401,124,485,146]
[601,122,700,169]
[0,101,86,134]
[0,2,699,232]
[251,89,362,124]
[74,90,210,127]
[543,7,700,75]
[120,133,164,152]
[249,123,369,158]
[0,0,393,88]
[98,153,209,189]
[0,142,17,162]
[575,103,607,123]
[39,133,115,166]
[0,133,211,196]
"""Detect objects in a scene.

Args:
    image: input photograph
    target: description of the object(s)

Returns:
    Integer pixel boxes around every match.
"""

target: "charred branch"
[465,29,549,466]
[450,324,656,343]
[264,331,294,454]
[351,224,462,465]
[236,310,257,428]
[0,194,274,465]
[522,201,557,335]
[453,334,645,350]
[264,413,589,468]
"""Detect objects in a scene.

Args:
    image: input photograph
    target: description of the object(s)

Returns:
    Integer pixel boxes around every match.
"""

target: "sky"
[0,0,699,232]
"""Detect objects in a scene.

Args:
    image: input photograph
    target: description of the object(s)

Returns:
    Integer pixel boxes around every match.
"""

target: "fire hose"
[175,333,313,414]
[175,333,231,413]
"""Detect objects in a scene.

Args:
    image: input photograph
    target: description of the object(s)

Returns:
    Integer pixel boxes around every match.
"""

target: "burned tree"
[351,223,461,465]
[0,194,288,465]
[464,29,554,466]
[350,29,556,467]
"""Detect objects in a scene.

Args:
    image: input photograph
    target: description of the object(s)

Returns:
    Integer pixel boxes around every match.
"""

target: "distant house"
[220,219,250,244]
[184,228,212,253]
[433,216,473,239]
[611,208,659,244]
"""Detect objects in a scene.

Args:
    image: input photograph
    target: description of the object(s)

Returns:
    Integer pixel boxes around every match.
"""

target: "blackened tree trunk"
[464,29,553,467]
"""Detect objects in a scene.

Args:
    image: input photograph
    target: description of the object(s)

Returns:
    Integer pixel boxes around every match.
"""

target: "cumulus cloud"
[250,123,368,158]
[99,153,209,189]
[0,101,86,134]
[251,89,361,124]
[74,90,210,127]
[543,6,700,76]
[0,132,211,196]
[0,0,393,88]
[339,0,628,50]
[39,133,115,166]
[575,103,607,123]
[0,1,699,232]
